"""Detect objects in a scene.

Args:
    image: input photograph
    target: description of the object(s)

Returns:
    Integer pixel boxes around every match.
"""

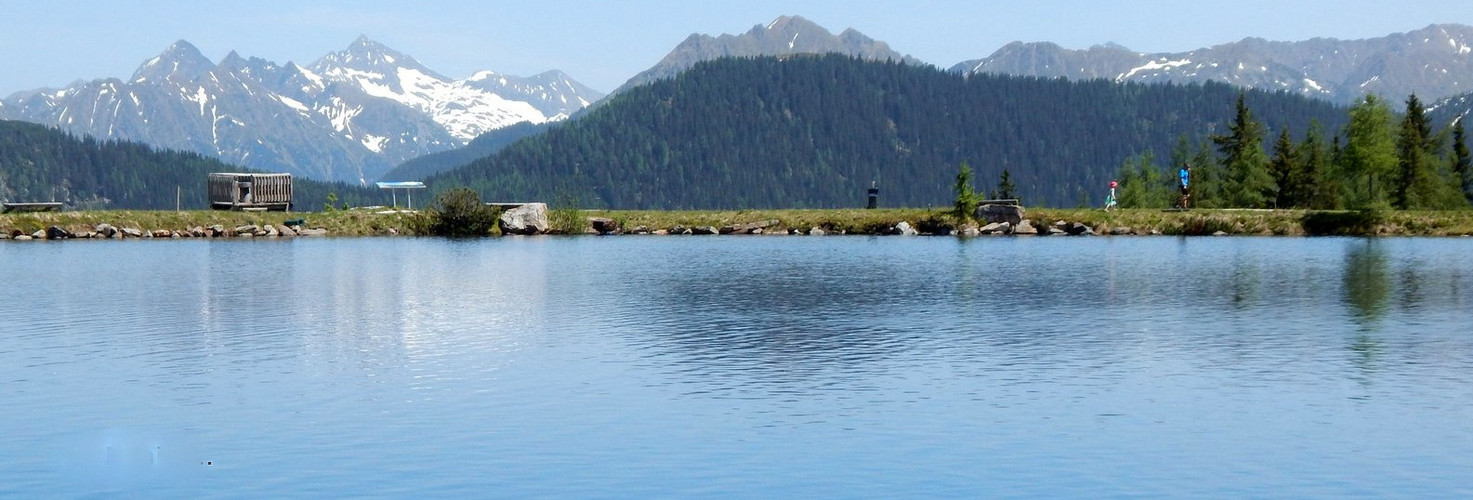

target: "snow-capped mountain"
[615,15,924,94]
[953,24,1473,105]
[1,37,603,184]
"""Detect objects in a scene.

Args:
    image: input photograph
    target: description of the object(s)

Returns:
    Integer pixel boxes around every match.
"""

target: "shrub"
[414,188,500,236]
[548,194,585,234]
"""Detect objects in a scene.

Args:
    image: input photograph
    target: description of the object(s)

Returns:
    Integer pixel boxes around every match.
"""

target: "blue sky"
[2,0,1470,95]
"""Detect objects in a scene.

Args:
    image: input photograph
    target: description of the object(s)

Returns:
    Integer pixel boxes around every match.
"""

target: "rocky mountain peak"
[614,15,922,94]
[310,36,440,80]
[131,39,214,84]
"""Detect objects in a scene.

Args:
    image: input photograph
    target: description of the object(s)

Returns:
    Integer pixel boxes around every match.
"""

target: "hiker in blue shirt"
[1178,164,1191,209]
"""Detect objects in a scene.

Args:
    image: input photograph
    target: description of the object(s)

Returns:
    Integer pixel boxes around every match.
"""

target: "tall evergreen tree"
[952,161,978,221]
[1342,94,1398,208]
[1301,121,1339,209]
[1269,128,1302,208]
[1212,93,1274,208]
[1453,117,1472,205]
[1393,94,1441,209]
[991,168,1017,200]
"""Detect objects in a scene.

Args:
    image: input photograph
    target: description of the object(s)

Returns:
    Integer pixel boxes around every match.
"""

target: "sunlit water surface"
[1,236,1470,498]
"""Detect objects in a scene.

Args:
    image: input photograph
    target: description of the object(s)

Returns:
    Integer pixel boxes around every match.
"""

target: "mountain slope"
[1,38,604,184]
[0,119,382,210]
[615,15,924,93]
[430,55,1347,209]
[954,24,1473,104]
[380,121,550,181]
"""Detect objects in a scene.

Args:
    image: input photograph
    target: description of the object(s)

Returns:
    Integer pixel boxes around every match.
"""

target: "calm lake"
[2,236,1471,498]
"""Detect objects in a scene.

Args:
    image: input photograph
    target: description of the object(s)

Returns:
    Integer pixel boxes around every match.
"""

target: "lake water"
[2,235,1471,498]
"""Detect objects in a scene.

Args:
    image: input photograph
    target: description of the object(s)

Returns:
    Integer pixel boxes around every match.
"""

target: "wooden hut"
[209,173,293,211]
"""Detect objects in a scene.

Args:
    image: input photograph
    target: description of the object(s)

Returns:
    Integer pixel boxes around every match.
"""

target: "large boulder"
[498,203,549,235]
[891,221,919,236]
[975,204,1025,226]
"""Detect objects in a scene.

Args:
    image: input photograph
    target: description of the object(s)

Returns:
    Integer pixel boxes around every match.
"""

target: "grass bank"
[4,207,1473,238]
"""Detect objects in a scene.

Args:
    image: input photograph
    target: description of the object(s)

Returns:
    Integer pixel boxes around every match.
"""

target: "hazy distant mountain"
[0,37,603,184]
[953,24,1473,105]
[1429,91,1473,126]
[614,15,925,93]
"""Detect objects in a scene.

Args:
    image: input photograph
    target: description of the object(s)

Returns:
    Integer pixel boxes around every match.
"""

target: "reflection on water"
[1343,240,1391,325]
[1,236,1472,497]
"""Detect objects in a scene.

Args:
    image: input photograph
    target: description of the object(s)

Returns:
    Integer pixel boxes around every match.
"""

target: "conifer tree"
[1212,93,1274,207]
[952,161,978,222]
[1269,128,1301,208]
[1301,121,1340,209]
[992,168,1017,200]
[1453,117,1472,205]
[1116,150,1171,208]
[1394,94,1440,209]
[1342,94,1398,208]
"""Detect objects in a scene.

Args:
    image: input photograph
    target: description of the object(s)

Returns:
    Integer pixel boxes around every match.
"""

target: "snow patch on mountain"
[1118,58,1192,80]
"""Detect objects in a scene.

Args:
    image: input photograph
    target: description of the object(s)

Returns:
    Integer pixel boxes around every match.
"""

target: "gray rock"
[630,225,651,235]
[15,235,33,241]
[893,221,919,236]
[959,226,981,237]
[1212,231,1229,236]
[264,225,280,237]
[234,225,260,235]
[46,226,72,240]
[0,233,10,239]
[720,219,778,234]
[975,203,1026,226]
[1066,222,1096,236]
[498,203,549,235]
[94,223,117,238]
[120,227,143,238]
[589,217,621,235]
[1013,219,1038,235]
[1109,227,1134,236]
[980,222,1010,234]
[691,226,719,235]
[31,230,46,239]
[297,228,328,236]
[808,227,827,236]
[151,229,172,238]
[652,229,670,235]
[669,225,689,235]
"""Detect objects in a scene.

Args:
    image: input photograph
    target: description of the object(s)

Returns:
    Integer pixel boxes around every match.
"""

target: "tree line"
[0,120,385,210]
[1112,93,1473,210]
[428,54,1349,209]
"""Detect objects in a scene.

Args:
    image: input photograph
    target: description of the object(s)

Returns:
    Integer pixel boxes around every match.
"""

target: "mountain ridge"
[954,23,1473,104]
[613,15,925,94]
[0,37,604,184]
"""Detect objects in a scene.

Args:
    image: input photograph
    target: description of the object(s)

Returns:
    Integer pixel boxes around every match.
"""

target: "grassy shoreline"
[3,207,1473,238]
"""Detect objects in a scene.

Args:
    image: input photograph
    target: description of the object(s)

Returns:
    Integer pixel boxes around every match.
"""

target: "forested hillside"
[380,121,551,181]
[430,55,1348,209]
[0,120,384,210]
